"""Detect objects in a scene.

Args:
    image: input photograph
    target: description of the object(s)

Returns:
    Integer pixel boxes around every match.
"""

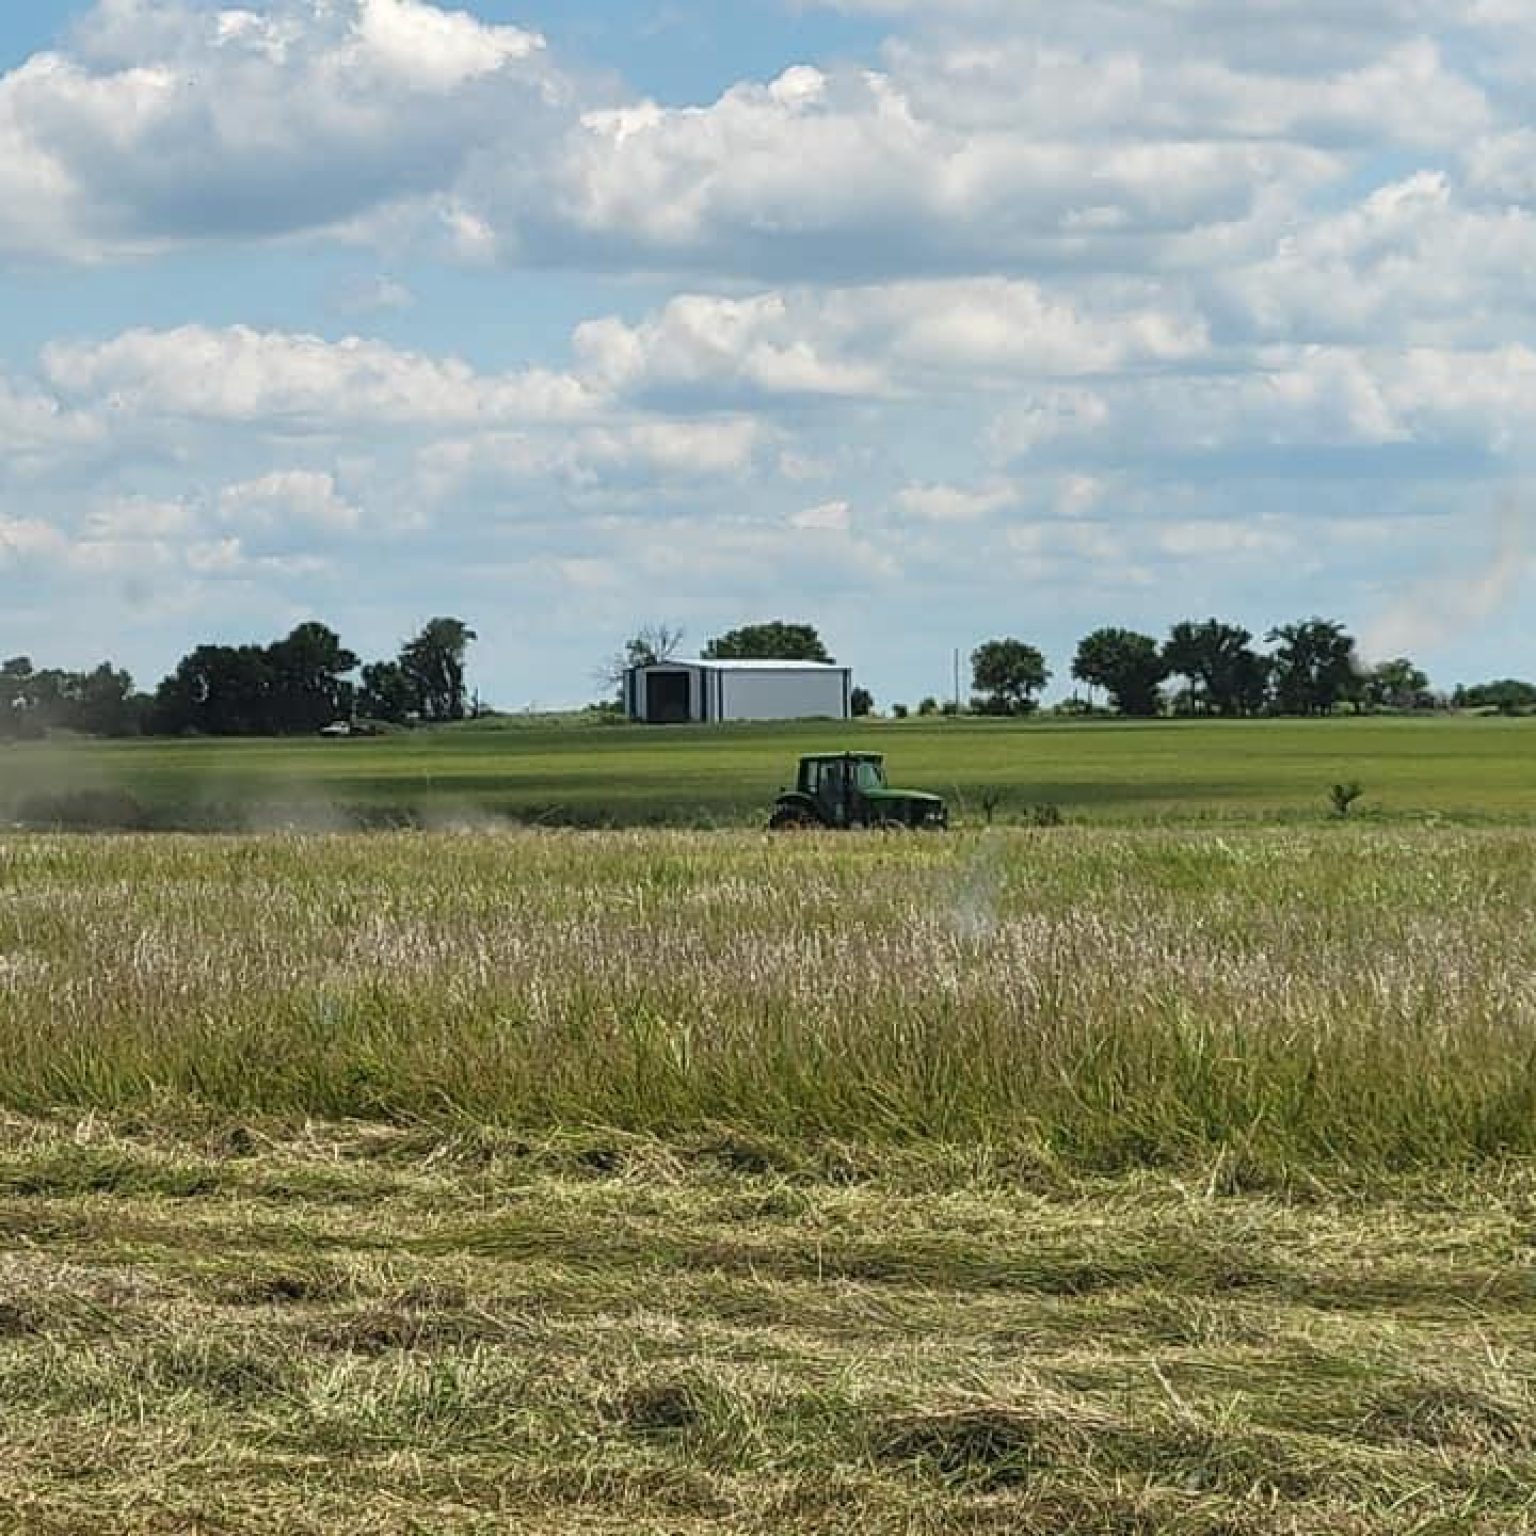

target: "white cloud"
[82,495,197,540]
[894,480,1017,523]
[881,35,1485,148]
[0,377,102,455]
[0,517,68,565]
[520,63,1344,279]
[42,325,597,428]
[0,0,558,259]
[574,293,888,400]
[1219,173,1536,344]
[219,471,363,532]
[790,499,852,531]
[574,279,1204,406]
[350,0,543,90]
[985,346,1536,462]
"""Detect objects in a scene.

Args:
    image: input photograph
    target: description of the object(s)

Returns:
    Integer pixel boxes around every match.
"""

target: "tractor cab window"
[854,759,886,793]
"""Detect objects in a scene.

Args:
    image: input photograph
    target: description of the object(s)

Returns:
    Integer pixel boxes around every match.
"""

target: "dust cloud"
[1361,495,1531,665]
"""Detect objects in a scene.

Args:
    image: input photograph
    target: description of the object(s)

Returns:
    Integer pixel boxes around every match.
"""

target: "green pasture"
[1,712,1534,828]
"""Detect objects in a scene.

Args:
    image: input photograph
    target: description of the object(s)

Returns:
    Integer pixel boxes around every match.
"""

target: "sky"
[2,0,1535,709]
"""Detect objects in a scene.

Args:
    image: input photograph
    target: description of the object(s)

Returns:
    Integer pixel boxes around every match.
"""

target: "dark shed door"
[648,670,692,724]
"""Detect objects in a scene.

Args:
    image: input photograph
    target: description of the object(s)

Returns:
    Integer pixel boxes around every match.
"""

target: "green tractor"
[769,752,948,830]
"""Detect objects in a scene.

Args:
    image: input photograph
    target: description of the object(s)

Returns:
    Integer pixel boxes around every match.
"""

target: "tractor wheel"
[768,804,820,831]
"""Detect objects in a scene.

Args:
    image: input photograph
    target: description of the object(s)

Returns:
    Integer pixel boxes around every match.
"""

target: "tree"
[151,644,275,735]
[1163,620,1268,717]
[265,622,358,733]
[971,639,1050,716]
[1266,618,1359,716]
[357,660,416,724]
[1071,628,1168,717]
[601,622,685,696]
[0,656,35,738]
[850,686,874,717]
[399,617,477,723]
[1455,678,1536,713]
[151,625,360,736]
[1363,657,1431,712]
[703,621,831,663]
[68,663,144,737]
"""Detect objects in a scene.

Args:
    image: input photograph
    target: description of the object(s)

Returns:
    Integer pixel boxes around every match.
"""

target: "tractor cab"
[770,752,947,830]
[799,752,886,825]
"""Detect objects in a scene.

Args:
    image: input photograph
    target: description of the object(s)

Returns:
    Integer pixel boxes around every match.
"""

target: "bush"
[1023,803,1065,828]
[891,703,910,720]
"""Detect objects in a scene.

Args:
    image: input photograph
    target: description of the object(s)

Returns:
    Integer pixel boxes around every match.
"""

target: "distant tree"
[357,660,416,724]
[151,625,359,736]
[1455,678,1536,713]
[1164,620,1268,717]
[0,657,33,738]
[703,621,831,663]
[0,657,146,738]
[1363,657,1432,712]
[1267,618,1359,716]
[971,639,1050,716]
[151,643,275,735]
[68,663,144,737]
[916,696,939,717]
[399,617,477,723]
[266,622,358,733]
[1071,628,1168,717]
[850,686,874,717]
[601,621,685,697]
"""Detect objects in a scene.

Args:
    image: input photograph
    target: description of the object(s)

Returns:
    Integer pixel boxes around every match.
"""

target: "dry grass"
[2,1115,1536,1533]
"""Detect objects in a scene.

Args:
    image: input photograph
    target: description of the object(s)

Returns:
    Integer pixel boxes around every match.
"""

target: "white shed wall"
[716,668,848,722]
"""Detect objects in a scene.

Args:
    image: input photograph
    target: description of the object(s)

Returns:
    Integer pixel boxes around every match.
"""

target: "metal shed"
[626,659,852,724]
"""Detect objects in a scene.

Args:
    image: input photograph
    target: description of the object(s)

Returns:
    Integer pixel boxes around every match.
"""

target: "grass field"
[4,823,1536,1531]
[6,721,1536,1534]
[4,712,1536,829]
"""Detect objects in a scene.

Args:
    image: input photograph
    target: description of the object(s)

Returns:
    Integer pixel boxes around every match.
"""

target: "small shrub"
[891,703,909,720]
[1023,803,1064,828]
[1329,781,1364,818]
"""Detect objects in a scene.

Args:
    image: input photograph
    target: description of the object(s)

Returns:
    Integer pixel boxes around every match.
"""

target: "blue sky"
[1,0,1534,708]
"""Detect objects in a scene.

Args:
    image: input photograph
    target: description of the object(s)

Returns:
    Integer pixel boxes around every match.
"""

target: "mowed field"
[3,711,1536,828]
[5,817,1536,1532]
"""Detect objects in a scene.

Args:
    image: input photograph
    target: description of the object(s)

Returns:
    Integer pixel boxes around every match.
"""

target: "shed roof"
[637,658,847,673]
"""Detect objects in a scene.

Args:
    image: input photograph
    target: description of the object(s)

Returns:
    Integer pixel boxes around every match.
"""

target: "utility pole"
[952,648,961,714]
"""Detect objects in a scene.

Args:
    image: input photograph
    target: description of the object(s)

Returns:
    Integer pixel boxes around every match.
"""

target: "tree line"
[5,609,1532,742]
[0,617,477,740]
[967,618,1441,718]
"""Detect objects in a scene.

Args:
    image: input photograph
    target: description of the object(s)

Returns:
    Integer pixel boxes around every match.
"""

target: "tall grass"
[4,827,1535,1173]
